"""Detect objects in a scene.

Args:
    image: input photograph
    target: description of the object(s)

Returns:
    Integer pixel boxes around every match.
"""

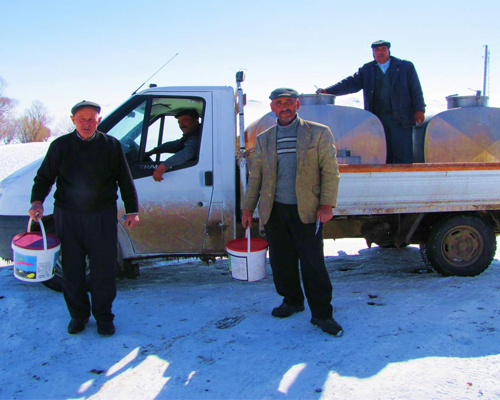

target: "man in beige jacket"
[241,88,343,337]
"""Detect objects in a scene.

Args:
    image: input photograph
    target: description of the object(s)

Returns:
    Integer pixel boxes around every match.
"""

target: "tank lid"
[445,94,489,109]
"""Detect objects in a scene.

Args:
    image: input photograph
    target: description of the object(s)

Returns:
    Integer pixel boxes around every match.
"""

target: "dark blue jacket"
[149,127,201,170]
[325,56,425,128]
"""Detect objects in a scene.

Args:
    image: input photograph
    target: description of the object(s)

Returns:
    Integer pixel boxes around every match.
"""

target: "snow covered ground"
[1,144,500,400]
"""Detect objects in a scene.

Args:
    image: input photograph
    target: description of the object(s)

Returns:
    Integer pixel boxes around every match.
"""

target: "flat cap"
[175,109,199,119]
[269,88,299,100]
[71,100,101,115]
[371,40,391,49]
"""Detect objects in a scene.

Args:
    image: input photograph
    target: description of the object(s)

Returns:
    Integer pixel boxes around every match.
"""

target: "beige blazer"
[242,117,340,224]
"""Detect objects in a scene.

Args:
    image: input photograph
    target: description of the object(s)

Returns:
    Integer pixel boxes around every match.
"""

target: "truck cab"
[98,86,237,259]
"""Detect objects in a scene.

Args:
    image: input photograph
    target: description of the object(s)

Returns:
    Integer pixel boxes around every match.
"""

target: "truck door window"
[105,96,204,176]
[144,97,204,168]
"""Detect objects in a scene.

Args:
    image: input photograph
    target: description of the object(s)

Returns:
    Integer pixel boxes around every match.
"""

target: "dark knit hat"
[269,88,299,100]
[175,109,199,119]
[371,40,391,49]
[71,100,101,115]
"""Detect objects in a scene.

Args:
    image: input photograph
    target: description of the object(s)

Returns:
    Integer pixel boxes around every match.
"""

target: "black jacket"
[31,130,139,214]
[326,56,425,128]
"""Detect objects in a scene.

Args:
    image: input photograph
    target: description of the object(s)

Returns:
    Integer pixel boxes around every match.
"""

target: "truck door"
[102,93,213,255]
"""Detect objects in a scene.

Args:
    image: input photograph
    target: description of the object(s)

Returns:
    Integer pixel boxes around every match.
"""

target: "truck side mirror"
[236,71,245,83]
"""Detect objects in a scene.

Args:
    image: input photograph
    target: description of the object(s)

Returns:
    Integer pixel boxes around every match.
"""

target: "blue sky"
[1,0,499,127]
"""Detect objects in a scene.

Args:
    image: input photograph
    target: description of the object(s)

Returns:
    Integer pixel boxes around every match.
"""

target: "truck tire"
[423,215,496,277]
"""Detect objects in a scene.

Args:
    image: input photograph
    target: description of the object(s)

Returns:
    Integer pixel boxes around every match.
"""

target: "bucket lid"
[227,237,268,252]
[12,232,60,250]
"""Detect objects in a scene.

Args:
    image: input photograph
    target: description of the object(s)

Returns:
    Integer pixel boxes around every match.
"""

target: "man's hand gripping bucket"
[226,227,268,282]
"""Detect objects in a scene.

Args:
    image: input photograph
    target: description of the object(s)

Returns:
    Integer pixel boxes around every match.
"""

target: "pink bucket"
[11,218,60,282]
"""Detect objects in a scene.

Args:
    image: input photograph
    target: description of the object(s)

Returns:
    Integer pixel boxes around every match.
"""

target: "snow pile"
[0,142,49,183]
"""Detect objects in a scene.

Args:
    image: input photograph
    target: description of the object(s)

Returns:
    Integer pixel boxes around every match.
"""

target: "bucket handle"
[27,216,48,251]
[245,227,251,253]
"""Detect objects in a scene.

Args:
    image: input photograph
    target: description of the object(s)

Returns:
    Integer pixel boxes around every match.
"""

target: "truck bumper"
[0,215,30,261]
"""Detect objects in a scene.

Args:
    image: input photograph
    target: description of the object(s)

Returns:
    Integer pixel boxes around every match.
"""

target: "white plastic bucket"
[11,218,60,282]
[226,230,268,282]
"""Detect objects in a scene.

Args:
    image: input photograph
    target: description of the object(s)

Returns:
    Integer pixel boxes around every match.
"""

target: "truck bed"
[335,163,500,216]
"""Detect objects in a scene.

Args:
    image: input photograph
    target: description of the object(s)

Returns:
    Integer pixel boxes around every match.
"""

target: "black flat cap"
[371,40,391,49]
[175,109,199,119]
[71,100,101,115]
[269,88,299,100]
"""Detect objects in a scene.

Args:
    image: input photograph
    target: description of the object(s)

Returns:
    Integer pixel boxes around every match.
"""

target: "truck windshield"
[106,100,147,156]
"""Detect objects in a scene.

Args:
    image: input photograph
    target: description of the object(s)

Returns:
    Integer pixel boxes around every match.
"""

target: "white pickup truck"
[1,73,499,291]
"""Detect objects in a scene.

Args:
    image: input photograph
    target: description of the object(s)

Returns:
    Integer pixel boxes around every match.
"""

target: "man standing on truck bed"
[147,109,201,182]
[29,100,139,337]
[241,88,343,337]
[317,40,426,163]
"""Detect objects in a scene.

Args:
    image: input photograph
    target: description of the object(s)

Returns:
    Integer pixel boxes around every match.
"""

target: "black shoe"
[97,321,115,336]
[67,318,89,335]
[272,303,305,318]
[311,317,344,337]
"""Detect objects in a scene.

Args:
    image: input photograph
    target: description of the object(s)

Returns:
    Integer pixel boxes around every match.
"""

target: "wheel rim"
[441,224,484,267]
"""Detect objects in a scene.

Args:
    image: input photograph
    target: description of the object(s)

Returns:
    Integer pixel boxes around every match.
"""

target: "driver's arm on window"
[146,138,182,157]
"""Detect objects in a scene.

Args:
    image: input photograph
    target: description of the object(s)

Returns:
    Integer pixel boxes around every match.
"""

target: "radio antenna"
[483,45,490,97]
[131,52,179,95]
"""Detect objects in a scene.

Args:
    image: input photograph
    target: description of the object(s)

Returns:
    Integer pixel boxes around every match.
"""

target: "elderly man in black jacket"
[318,40,425,163]
[29,100,139,337]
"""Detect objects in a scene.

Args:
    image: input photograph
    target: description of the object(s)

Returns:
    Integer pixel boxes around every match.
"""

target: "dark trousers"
[264,202,333,319]
[54,206,117,322]
[378,114,413,163]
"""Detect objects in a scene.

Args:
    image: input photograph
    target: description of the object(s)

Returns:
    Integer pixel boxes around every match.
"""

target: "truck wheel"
[423,215,496,277]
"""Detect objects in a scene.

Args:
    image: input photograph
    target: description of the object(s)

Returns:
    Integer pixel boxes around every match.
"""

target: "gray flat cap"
[71,100,101,115]
[269,88,299,100]
[371,40,391,49]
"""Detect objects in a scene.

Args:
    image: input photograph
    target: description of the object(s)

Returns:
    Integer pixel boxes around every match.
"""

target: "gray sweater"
[274,116,299,204]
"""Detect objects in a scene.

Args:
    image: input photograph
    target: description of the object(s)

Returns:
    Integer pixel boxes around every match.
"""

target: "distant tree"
[0,76,18,143]
[12,100,53,143]
[53,115,76,137]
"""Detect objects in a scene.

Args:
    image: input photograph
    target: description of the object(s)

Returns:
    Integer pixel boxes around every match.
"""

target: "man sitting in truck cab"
[146,109,201,182]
